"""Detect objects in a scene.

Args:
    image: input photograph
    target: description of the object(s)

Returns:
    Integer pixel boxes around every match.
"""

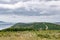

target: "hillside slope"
[1,22,60,31]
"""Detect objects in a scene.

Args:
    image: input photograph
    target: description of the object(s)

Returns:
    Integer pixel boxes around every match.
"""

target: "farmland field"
[0,30,60,40]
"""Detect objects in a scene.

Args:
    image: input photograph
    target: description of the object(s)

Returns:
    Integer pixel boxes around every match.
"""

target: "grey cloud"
[0,0,60,4]
[0,0,60,16]
[0,7,60,16]
[0,0,30,4]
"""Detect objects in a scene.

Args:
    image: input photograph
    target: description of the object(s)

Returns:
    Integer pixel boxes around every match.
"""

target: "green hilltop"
[1,22,60,31]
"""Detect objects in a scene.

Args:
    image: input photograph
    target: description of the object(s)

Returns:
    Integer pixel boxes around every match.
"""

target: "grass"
[0,30,60,40]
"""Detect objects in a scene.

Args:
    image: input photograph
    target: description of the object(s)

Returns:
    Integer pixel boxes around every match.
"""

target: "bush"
[37,34,51,38]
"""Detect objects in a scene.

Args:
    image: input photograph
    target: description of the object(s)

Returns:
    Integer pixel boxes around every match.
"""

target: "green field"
[0,30,60,40]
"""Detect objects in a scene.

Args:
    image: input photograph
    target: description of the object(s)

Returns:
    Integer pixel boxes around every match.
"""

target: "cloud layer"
[0,0,60,9]
[0,0,60,22]
[0,15,60,23]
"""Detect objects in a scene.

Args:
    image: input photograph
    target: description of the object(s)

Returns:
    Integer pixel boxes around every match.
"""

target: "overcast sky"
[0,0,60,23]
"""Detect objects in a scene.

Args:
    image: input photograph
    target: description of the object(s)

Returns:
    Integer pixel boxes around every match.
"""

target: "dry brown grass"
[0,30,60,40]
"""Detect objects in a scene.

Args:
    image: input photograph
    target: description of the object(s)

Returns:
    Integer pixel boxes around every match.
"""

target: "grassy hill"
[0,22,60,40]
[1,22,60,31]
